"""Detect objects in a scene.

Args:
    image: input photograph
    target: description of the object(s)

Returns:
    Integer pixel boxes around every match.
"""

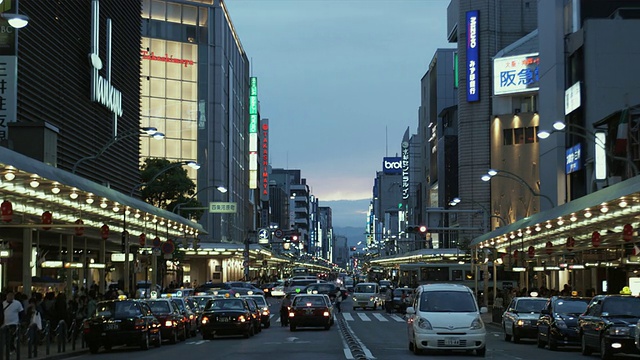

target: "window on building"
[514,128,525,145]
[525,127,535,144]
[503,129,513,145]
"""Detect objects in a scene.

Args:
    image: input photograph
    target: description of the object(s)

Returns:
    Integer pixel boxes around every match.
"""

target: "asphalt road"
[67,298,640,360]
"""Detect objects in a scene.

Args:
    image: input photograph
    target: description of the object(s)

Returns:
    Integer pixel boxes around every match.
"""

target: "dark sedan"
[170,297,198,337]
[200,298,255,339]
[288,294,332,331]
[144,299,187,344]
[579,294,640,359]
[391,288,414,314]
[244,295,271,328]
[303,282,339,301]
[84,299,161,353]
[536,296,590,350]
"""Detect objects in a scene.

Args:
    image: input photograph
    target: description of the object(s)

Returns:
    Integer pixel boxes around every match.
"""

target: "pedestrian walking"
[280,294,291,326]
[334,291,342,313]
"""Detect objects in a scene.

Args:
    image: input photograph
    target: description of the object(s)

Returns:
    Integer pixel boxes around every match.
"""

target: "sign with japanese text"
[493,53,540,95]
[565,143,582,174]
[249,77,258,189]
[260,119,270,201]
[209,202,238,213]
[0,56,16,141]
[401,141,410,200]
[466,10,479,102]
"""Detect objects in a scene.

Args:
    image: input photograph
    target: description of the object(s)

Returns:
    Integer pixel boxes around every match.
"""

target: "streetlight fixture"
[72,127,164,174]
[2,0,29,29]
[537,122,638,177]
[481,169,555,208]
[122,160,200,295]
[449,197,508,227]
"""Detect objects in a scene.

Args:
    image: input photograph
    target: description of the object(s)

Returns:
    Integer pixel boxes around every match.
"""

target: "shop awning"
[0,146,206,239]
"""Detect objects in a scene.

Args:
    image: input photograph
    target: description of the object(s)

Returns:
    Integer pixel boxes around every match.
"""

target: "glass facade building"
[141,0,251,243]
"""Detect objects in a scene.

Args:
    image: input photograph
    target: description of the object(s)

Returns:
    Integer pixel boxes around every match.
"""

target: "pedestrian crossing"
[270,312,406,323]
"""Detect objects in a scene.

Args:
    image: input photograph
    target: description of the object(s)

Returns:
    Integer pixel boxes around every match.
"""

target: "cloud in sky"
[225,0,452,223]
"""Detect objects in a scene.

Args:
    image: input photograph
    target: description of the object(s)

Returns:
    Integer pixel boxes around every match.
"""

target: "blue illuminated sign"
[566,143,582,174]
[383,157,402,174]
[466,10,479,102]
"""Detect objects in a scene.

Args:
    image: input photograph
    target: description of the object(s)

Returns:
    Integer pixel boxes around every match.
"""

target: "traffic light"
[406,225,428,238]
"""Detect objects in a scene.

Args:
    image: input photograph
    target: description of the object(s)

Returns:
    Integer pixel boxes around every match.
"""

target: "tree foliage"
[140,158,204,220]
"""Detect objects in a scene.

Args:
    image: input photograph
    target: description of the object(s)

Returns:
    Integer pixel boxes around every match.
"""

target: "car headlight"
[609,327,631,336]
[516,319,527,326]
[353,297,357,301]
[416,317,432,330]
[470,317,484,330]
[554,318,567,329]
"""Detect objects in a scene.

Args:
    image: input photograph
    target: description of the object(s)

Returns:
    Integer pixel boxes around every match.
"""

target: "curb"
[40,350,89,360]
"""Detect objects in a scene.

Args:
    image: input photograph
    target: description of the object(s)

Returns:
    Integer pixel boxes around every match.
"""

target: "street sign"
[258,228,269,244]
[162,241,175,255]
[209,202,237,213]
[274,229,284,238]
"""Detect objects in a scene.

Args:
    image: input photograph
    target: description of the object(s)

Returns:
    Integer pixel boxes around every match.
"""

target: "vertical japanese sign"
[260,118,269,202]
[401,141,410,200]
[0,2,17,141]
[466,10,479,102]
[249,77,258,189]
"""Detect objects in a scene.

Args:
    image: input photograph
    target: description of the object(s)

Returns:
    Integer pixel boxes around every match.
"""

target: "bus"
[398,263,517,304]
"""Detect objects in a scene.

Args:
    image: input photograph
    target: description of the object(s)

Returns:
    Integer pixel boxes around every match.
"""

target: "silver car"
[502,297,549,343]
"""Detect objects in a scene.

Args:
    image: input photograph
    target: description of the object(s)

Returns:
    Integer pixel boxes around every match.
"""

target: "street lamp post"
[481,169,556,208]
[122,160,200,295]
[71,127,164,174]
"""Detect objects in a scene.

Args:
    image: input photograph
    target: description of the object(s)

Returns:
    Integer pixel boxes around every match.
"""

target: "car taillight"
[165,320,173,327]
[323,311,330,317]
[289,311,295,317]
[201,317,209,325]
[189,314,194,320]
[134,318,145,330]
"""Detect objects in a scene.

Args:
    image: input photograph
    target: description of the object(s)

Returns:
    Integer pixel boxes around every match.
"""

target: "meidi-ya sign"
[566,143,582,174]
[493,53,540,95]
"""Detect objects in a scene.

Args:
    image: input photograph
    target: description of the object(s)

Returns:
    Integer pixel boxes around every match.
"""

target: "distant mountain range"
[333,226,366,248]
[319,199,370,248]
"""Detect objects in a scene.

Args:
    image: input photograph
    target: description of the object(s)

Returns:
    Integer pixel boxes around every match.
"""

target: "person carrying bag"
[31,310,42,331]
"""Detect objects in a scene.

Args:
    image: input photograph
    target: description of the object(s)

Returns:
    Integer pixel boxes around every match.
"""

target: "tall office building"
[140,0,251,242]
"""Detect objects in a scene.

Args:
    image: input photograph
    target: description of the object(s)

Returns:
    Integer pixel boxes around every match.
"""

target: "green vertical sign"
[249,77,258,133]
[454,52,459,88]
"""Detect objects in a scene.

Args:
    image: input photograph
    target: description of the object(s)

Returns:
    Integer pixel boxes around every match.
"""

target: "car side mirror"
[480,307,488,314]
[406,307,416,315]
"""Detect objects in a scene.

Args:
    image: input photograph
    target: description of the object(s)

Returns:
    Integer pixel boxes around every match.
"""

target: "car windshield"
[147,301,172,314]
[208,299,245,310]
[96,302,140,318]
[293,296,326,307]
[354,284,377,293]
[602,297,640,317]
[554,299,589,315]
[393,289,411,296]
[418,291,477,312]
[515,299,547,313]
[291,280,318,287]
[192,297,211,306]
[172,299,186,311]
[247,297,266,306]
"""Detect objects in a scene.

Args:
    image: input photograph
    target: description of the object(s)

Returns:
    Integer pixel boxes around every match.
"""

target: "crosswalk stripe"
[372,313,388,322]
[357,313,371,321]
[390,314,405,322]
[342,313,354,321]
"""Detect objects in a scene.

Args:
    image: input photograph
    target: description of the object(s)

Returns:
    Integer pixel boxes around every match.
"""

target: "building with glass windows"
[140,0,251,244]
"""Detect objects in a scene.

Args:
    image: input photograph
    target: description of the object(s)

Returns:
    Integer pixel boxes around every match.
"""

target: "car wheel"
[155,332,162,347]
[373,303,377,311]
[324,324,330,330]
[504,326,512,342]
[244,330,250,339]
[548,330,557,351]
[537,331,545,348]
[581,334,592,355]
[476,346,486,357]
[412,335,422,355]
[140,332,150,351]
[264,321,271,329]
[600,337,612,360]
[353,307,357,311]
[89,344,100,354]
[290,325,297,331]
[409,340,414,351]
[512,326,520,343]
[170,329,178,344]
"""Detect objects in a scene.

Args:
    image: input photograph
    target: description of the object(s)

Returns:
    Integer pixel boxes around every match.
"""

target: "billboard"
[493,53,540,95]
[466,10,479,102]
[382,157,402,174]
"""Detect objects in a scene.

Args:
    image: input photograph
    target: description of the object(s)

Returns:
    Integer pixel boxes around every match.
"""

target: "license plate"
[218,317,230,322]
[305,309,313,315]
[444,338,460,346]
[104,323,119,331]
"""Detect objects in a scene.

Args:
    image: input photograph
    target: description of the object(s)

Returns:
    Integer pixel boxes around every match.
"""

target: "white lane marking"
[341,319,377,359]
[389,314,405,322]
[372,313,388,322]
[342,313,354,321]
[357,313,371,321]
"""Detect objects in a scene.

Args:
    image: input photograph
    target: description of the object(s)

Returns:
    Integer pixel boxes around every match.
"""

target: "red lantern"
[566,236,575,251]
[592,231,601,248]
[545,241,553,255]
[100,224,109,240]
[527,245,535,258]
[623,224,634,242]
[1,200,13,223]
[41,211,53,230]
[139,233,146,247]
[74,219,84,237]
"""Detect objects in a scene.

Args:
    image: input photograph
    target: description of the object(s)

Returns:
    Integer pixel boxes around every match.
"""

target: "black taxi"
[200,297,255,339]
[84,297,161,353]
[536,295,590,350]
[144,298,187,344]
[288,294,332,331]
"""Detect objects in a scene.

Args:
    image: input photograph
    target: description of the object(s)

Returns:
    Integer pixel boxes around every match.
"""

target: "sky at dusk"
[225,0,452,227]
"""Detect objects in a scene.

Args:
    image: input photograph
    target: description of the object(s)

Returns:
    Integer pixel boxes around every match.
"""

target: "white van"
[406,283,488,356]
[352,282,381,310]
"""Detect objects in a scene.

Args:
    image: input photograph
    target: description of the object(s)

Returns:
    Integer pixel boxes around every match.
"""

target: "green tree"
[139,158,204,220]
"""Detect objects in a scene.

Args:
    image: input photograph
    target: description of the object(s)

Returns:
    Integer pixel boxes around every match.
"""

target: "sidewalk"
[481,307,503,328]
[1,326,88,360]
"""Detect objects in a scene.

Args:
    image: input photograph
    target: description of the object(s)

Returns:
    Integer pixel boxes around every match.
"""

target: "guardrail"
[0,319,86,360]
